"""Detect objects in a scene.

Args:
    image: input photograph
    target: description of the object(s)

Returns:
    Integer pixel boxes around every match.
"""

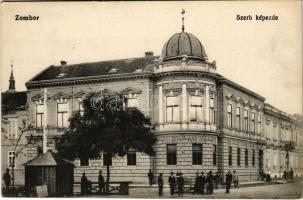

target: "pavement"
[77,180,303,199]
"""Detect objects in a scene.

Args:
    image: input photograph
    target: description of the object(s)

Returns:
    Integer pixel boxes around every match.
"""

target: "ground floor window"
[237,148,241,166]
[127,148,136,166]
[228,147,232,166]
[167,144,177,165]
[252,149,255,167]
[213,144,217,166]
[8,151,15,168]
[192,144,202,165]
[245,149,248,166]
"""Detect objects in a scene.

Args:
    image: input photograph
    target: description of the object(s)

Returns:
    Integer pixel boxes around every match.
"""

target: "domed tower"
[155,15,216,73]
[153,11,218,177]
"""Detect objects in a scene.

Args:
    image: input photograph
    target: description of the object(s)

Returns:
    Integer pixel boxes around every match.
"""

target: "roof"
[24,150,74,166]
[29,56,159,82]
[161,32,207,61]
[1,91,27,113]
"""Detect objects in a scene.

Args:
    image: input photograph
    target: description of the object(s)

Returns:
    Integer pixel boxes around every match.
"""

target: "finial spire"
[181,9,185,32]
[8,62,16,92]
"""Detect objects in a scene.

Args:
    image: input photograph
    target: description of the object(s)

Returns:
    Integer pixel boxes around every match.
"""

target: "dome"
[161,32,207,61]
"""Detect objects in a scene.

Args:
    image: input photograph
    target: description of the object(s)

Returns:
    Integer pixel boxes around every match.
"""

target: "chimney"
[60,60,67,65]
[145,51,154,57]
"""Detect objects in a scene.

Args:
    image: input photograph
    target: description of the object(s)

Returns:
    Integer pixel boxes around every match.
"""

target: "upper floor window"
[273,150,278,168]
[257,114,262,134]
[190,96,203,122]
[57,101,69,128]
[273,124,277,140]
[244,110,248,131]
[125,93,139,108]
[227,104,232,128]
[127,148,136,166]
[8,118,18,139]
[167,144,177,165]
[236,107,241,129]
[192,144,202,165]
[36,103,44,128]
[166,96,179,123]
[251,112,255,133]
[210,98,215,123]
[8,151,15,168]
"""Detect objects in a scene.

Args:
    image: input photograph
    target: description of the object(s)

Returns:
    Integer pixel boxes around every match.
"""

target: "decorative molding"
[74,90,87,98]
[52,92,71,100]
[120,87,142,95]
[31,93,44,101]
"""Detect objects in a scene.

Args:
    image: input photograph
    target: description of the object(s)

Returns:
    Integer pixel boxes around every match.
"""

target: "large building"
[2,22,303,186]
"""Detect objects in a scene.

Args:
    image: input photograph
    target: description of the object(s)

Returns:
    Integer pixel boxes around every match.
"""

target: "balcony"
[284,141,295,151]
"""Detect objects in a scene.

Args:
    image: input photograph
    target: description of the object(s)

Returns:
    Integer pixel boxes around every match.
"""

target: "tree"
[56,92,156,190]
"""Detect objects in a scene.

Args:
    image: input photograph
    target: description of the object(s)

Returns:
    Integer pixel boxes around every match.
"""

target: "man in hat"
[158,173,164,196]
[81,173,88,195]
[232,170,239,189]
[177,173,184,197]
[98,170,105,194]
[225,171,233,193]
[2,168,11,193]
[168,172,176,196]
[201,171,206,194]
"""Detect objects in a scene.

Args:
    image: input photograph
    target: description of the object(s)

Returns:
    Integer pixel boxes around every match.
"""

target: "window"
[210,98,215,123]
[251,113,255,133]
[266,150,270,168]
[257,114,262,134]
[127,148,136,166]
[167,144,177,165]
[125,93,139,108]
[228,147,232,166]
[237,148,241,166]
[36,103,44,128]
[57,102,69,127]
[273,124,277,140]
[166,96,179,123]
[273,150,277,168]
[213,145,217,166]
[79,101,84,116]
[227,104,232,128]
[252,149,255,167]
[37,147,43,156]
[190,96,203,122]
[236,107,241,129]
[245,149,248,166]
[8,151,15,168]
[192,144,202,165]
[244,110,248,131]
[8,119,17,139]
[103,153,112,166]
[80,158,89,166]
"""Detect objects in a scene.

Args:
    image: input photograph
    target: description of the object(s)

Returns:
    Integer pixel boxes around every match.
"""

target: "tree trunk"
[11,161,15,189]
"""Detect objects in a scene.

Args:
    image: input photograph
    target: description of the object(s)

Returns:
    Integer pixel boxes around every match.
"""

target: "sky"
[1,1,302,115]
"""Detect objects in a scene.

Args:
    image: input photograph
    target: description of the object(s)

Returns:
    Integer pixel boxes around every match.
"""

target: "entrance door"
[259,150,264,171]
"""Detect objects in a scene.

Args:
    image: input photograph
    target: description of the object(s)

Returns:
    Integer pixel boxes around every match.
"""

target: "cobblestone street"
[84,181,302,199]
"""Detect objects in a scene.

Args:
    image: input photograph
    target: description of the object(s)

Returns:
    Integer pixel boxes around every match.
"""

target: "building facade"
[3,25,302,186]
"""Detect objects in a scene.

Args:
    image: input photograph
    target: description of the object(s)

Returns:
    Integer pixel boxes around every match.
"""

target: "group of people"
[157,171,185,196]
[156,170,239,196]
[81,170,105,195]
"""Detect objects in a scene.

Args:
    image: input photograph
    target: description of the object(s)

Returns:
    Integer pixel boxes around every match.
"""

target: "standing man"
[193,172,200,194]
[158,173,163,196]
[290,168,294,180]
[214,171,219,189]
[98,170,105,194]
[148,169,154,186]
[2,168,11,193]
[201,171,206,194]
[177,173,184,197]
[225,171,233,193]
[168,172,176,196]
[232,170,239,189]
[207,171,214,194]
[81,173,88,195]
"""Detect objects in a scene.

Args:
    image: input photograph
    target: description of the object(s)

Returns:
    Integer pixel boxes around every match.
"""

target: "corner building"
[24,27,303,185]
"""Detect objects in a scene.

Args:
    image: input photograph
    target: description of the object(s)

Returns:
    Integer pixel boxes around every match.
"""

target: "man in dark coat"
[158,173,164,196]
[225,171,233,193]
[148,169,154,186]
[98,170,105,194]
[168,172,176,196]
[201,171,206,194]
[207,171,214,194]
[290,168,294,179]
[214,171,220,189]
[177,173,184,197]
[2,168,11,192]
[81,173,88,195]
[193,172,200,194]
